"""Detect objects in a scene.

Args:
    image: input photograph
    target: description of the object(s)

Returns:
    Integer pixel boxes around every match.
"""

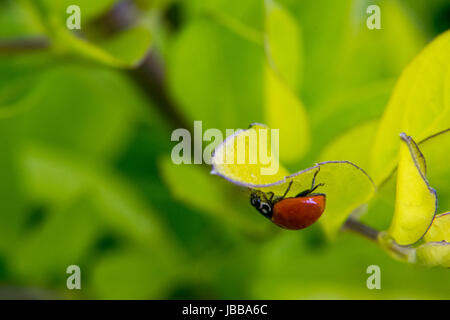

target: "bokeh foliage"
[0,0,449,299]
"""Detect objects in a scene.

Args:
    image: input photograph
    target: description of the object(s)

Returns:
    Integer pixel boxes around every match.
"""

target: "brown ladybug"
[250,169,326,230]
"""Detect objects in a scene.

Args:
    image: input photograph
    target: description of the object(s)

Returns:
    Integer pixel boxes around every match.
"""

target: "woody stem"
[342,216,379,242]
[342,217,415,261]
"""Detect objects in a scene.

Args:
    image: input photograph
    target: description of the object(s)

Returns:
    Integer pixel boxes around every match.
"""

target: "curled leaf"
[424,212,450,242]
[211,124,375,238]
[211,123,289,186]
[371,30,450,185]
[416,241,450,268]
[388,133,437,246]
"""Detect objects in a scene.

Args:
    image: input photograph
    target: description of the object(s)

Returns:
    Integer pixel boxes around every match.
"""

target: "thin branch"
[0,37,50,53]
[342,217,416,262]
[342,216,380,242]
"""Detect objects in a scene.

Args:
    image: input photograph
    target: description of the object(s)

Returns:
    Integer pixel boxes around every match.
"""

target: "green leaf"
[159,156,269,235]
[15,65,140,159]
[201,0,264,39]
[424,212,450,242]
[419,129,450,215]
[55,26,153,68]
[19,143,170,246]
[91,248,180,299]
[416,241,450,268]
[211,123,289,186]
[264,65,310,163]
[371,30,450,185]
[0,53,51,119]
[388,133,437,246]
[318,119,379,172]
[291,0,425,104]
[11,197,100,283]
[263,1,309,163]
[168,19,264,130]
[0,0,45,37]
[0,127,28,254]
[306,79,393,166]
[211,124,375,238]
[265,0,301,89]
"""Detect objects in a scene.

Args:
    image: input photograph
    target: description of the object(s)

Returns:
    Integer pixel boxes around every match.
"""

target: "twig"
[0,37,50,53]
[342,216,380,242]
[342,216,416,262]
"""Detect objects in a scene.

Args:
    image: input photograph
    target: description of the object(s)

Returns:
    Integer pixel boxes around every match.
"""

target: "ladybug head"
[250,192,273,219]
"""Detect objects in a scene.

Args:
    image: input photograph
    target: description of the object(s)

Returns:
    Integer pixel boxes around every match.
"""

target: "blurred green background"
[0,0,449,299]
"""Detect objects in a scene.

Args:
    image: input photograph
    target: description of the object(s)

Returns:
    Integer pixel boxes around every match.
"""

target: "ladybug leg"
[266,192,275,202]
[295,189,311,197]
[280,180,293,199]
[310,167,324,193]
[310,166,321,189]
[295,168,324,197]
[309,182,325,193]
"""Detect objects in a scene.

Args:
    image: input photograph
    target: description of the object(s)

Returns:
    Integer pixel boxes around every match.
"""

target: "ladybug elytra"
[250,169,326,230]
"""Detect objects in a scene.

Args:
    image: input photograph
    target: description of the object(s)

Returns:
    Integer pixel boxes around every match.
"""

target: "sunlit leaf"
[211,123,288,186]
[211,124,375,238]
[263,1,309,163]
[420,129,450,216]
[371,30,450,185]
[388,133,437,246]
[416,241,450,268]
[318,119,378,172]
[265,65,310,163]
[265,0,301,89]
[424,212,450,242]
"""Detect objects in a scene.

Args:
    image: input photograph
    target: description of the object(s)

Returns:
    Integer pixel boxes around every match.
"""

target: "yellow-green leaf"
[264,1,309,163]
[416,241,450,268]
[265,0,301,89]
[211,123,289,186]
[211,124,375,238]
[264,65,310,163]
[318,119,379,172]
[419,129,450,216]
[424,212,450,242]
[388,133,437,245]
[55,26,152,68]
[371,30,450,185]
